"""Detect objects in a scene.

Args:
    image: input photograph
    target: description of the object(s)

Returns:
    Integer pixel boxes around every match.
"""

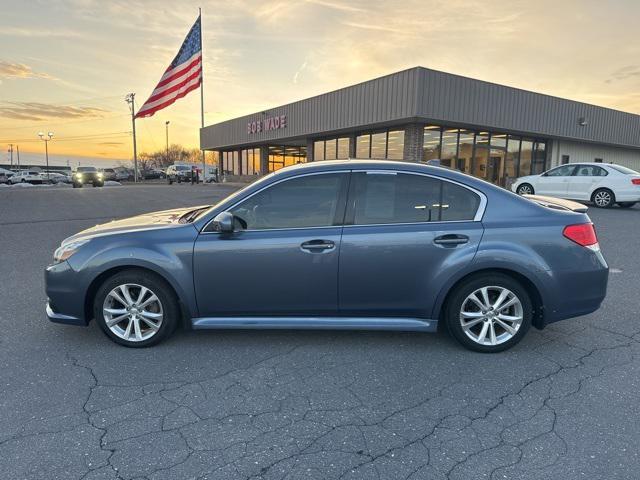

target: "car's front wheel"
[516,183,534,195]
[592,188,615,208]
[94,270,179,347]
[445,273,532,353]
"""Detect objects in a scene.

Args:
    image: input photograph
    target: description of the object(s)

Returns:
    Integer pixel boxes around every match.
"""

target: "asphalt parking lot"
[1,184,639,480]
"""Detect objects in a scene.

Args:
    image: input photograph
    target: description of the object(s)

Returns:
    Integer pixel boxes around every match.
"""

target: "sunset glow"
[2,0,639,167]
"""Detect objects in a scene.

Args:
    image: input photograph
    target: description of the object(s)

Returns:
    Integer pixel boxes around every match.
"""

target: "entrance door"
[193,172,349,316]
[488,149,506,186]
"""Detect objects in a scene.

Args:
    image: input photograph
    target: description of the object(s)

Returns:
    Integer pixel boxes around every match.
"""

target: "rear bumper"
[614,191,640,202]
[542,251,609,325]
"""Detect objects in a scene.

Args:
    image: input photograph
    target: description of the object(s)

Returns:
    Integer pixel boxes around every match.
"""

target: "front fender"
[67,226,198,319]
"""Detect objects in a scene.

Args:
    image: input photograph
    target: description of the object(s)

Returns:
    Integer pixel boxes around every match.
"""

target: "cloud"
[98,141,124,146]
[606,65,640,84]
[293,61,308,84]
[0,102,109,121]
[0,61,54,80]
[0,27,80,38]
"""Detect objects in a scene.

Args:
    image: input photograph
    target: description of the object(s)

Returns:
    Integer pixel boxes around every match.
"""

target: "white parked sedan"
[512,163,640,208]
[8,170,44,184]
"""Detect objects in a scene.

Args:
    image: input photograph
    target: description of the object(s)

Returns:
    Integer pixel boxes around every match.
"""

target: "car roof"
[270,159,498,190]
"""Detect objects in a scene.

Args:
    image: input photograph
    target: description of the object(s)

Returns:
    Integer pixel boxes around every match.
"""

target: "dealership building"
[200,67,640,186]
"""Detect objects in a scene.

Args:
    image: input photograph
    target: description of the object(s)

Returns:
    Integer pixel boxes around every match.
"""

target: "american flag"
[135,15,202,119]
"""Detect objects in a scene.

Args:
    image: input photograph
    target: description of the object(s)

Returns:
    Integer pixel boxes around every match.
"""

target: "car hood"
[63,205,209,245]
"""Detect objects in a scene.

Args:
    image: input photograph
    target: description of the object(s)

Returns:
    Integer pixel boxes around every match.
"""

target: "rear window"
[609,165,640,175]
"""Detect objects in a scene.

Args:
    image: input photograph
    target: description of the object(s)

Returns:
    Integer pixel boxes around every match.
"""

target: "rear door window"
[348,172,480,225]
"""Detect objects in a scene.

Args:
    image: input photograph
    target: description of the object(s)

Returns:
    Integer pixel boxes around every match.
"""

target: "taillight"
[632,178,640,185]
[563,223,599,250]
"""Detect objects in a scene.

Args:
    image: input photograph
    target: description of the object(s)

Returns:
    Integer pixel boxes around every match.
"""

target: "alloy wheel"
[517,184,532,195]
[459,286,523,346]
[593,190,612,207]
[102,283,163,342]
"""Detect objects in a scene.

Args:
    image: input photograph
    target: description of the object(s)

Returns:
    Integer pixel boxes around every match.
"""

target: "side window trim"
[344,169,486,226]
[202,170,351,233]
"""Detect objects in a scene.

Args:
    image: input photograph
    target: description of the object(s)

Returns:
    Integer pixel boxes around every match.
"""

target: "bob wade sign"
[247,115,287,134]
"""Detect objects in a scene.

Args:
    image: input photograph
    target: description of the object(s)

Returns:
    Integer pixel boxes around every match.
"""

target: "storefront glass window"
[505,136,520,182]
[491,133,507,149]
[268,146,306,172]
[356,134,371,158]
[520,140,533,176]
[386,130,405,160]
[241,149,248,175]
[532,142,546,174]
[440,129,458,168]
[475,131,490,146]
[337,137,349,159]
[370,132,386,158]
[325,139,337,160]
[314,141,324,161]
[457,130,474,173]
[422,125,441,162]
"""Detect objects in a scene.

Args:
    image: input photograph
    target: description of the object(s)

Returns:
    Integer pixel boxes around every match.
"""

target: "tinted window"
[545,165,575,176]
[350,172,479,225]
[77,167,97,172]
[230,173,346,230]
[575,165,607,177]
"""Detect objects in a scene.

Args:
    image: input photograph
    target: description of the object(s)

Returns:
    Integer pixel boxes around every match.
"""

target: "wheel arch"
[83,265,192,328]
[435,267,545,330]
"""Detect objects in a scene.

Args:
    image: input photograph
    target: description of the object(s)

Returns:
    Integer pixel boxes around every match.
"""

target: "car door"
[566,165,607,200]
[534,165,577,197]
[193,171,349,316]
[338,171,484,319]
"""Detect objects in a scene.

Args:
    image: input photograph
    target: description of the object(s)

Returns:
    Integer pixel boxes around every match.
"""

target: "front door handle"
[301,239,335,252]
[433,234,469,247]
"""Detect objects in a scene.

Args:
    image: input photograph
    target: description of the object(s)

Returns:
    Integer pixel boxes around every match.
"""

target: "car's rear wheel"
[516,183,534,195]
[94,270,179,347]
[592,188,615,208]
[445,273,532,353]
[618,202,636,208]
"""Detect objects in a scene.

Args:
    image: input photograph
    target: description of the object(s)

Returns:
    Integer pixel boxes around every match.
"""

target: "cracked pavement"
[1,184,639,480]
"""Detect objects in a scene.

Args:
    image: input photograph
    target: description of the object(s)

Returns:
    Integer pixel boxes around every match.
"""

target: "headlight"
[53,239,89,264]
[97,173,103,178]
[75,173,83,179]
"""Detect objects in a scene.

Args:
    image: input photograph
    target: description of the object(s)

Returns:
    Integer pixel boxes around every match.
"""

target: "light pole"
[165,121,170,165]
[38,132,53,182]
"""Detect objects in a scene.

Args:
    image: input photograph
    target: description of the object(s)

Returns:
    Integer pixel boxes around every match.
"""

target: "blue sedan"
[45,160,609,352]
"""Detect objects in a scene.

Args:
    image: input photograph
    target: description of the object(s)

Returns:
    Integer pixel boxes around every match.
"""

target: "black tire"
[177,176,182,184]
[168,177,173,185]
[618,202,636,208]
[444,273,532,353]
[93,269,179,347]
[591,188,615,208]
[73,182,82,188]
[516,183,534,195]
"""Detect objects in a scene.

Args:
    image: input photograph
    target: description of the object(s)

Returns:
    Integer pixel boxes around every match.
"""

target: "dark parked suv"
[72,166,104,188]
[46,160,608,352]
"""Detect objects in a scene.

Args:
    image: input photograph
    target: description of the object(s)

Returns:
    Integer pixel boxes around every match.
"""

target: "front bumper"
[45,261,88,326]
[46,301,85,326]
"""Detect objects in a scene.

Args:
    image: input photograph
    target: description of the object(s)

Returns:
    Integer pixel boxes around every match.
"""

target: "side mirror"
[212,211,234,233]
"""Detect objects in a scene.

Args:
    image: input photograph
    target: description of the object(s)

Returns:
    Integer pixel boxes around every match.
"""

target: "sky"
[1,0,640,167]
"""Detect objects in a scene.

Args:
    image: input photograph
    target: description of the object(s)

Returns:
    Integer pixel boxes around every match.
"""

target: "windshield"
[176,165,191,171]
[609,165,639,175]
[77,167,97,172]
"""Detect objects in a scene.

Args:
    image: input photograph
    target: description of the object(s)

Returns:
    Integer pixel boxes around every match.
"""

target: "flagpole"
[199,7,205,181]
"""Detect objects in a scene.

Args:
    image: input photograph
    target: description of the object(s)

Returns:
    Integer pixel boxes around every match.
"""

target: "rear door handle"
[433,234,469,247]
[301,239,335,252]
